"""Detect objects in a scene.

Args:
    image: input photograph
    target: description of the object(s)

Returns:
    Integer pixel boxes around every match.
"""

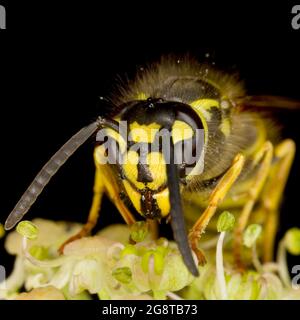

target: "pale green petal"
[2,218,300,300]
[97,224,131,243]
[69,259,104,295]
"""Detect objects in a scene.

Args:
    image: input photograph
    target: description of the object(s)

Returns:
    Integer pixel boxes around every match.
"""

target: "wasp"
[4,57,299,277]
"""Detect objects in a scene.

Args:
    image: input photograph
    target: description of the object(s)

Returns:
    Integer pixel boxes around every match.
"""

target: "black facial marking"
[120,99,205,183]
[140,188,161,219]
[119,99,203,132]
[137,163,153,182]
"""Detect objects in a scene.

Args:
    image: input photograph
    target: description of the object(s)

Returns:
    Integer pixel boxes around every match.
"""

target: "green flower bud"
[112,267,132,284]
[285,228,300,255]
[70,259,104,295]
[217,211,235,232]
[130,221,148,243]
[243,224,262,248]
[120,244,138,257]
[29,245,49,260]
[16,221,38,240]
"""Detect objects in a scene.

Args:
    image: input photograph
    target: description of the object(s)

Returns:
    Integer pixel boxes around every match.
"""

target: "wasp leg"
[105,174,136,225]
[188,153,245,265]
[93,146,136,225]
[58,146,136,254]
[233,141,273,269]
[58,165,105,254]
[96,146,136,226]
[258,139,295,262]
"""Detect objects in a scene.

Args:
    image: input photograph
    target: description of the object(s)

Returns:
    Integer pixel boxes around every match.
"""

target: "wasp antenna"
[165,139,199,277]
[97,116,120,132]
[5,120,101,230]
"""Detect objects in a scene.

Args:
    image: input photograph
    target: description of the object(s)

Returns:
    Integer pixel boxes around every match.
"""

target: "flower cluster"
[0,214,299,300]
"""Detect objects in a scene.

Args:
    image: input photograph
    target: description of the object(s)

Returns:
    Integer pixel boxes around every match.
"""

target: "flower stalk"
[17,221,70,269]
[216,231,227,299]
[216,211,235,300]
[243,224,263,272]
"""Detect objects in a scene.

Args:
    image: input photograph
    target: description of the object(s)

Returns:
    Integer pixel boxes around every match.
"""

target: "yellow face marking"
[105,128,127,154]
[171,120,193,144]
[122,151,145,189]
[123,181,170,217]
[122,150,167,191]
[146,152,167,190]
[153,188,170,217]
[190,99,220,121]
[129,122,161,143]
[122,180,141,212]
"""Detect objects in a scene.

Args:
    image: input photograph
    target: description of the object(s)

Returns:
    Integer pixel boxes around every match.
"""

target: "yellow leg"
[233,141,273,268]
[260,139,296,262]
[94,146,136,225]
[59,146,136,253]
[188,153,245,265]
[107,185,136,225]
[58,165,105,253]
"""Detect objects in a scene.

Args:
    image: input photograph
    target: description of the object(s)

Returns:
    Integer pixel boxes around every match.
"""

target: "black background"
[0,2,299,274]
